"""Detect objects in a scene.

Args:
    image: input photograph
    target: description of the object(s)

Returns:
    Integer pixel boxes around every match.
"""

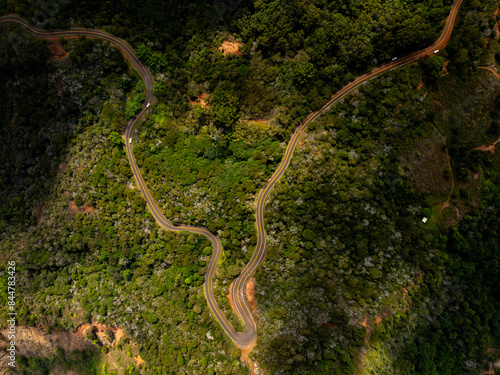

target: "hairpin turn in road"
[0,0,463,349]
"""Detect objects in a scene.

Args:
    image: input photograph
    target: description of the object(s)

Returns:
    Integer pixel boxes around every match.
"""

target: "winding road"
[0,0,463,350]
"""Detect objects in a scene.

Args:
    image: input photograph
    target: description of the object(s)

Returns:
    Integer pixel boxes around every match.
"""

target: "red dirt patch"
[134,355,145,366]
[297,138,303,150]
[68,201,94,214]
[189,93,210,108]
[473,135,500,154]
[227,280,237,312]
[218,40,243,57]
[483,362,496,375]
[0,325,94,362]
[324,321,338,330]
[57,162,67,174]
[228,279,259,350]
[48,39,68,61]
[241,342,263,375]
[75,323,126,347]
[442,60,450,76]
[245,277,257,312]
[250,118,269,123]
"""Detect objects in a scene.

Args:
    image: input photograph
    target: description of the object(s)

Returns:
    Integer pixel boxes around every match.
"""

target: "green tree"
[210,90,239,131]
[421,56,445,81]
[108,131,124,147]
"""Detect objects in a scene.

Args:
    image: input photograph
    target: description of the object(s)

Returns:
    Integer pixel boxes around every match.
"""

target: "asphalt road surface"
[1,0,464,349]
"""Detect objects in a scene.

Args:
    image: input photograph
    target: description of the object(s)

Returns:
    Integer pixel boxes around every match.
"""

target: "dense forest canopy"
[0,0,499,374]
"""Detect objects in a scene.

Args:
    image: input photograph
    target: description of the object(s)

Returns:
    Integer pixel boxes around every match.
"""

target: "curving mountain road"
[1,0,463,350]
[229,0,464,349]
[0,14,257,348]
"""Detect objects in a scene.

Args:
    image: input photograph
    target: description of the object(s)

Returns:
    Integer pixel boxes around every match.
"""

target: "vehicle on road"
[0,0,464,349]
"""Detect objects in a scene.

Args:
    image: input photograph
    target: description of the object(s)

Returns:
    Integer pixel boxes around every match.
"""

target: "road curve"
[229,0,463,349]
[0,14,257,348]
[1,0,463,350]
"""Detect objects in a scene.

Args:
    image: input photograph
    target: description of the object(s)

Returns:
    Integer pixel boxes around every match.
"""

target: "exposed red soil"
[487,347,500,355]
[55,82,64,92]
[0,322,141,372]
[68,200,94,214]
[241,342,262,375]
[48,39,68,60]
[324,321,339,330]
[483,365,494,374]
[57,162,67,174]
[0,325,93,362]
[228,278,261,364]
[75,323,126,346]
[134,355,145,366]
[228,281,261,373]
[245,277,257,312]
[189,93,210,108]
[227,280,237,312]
[218,40,243,57]
[249,118,269,123]
[442,60,450,76]
[472,135,500,154]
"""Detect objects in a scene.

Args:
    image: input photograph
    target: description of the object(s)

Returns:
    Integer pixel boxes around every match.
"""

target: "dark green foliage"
[2,0,455,129]
[395,180,500,374]
[0,27,128,229]
[125,88,146,119]
[135,44,168,71]
[210,89,240,130]
[253,32,500,372]
[1,0,499,373]
[420,55,446,81]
